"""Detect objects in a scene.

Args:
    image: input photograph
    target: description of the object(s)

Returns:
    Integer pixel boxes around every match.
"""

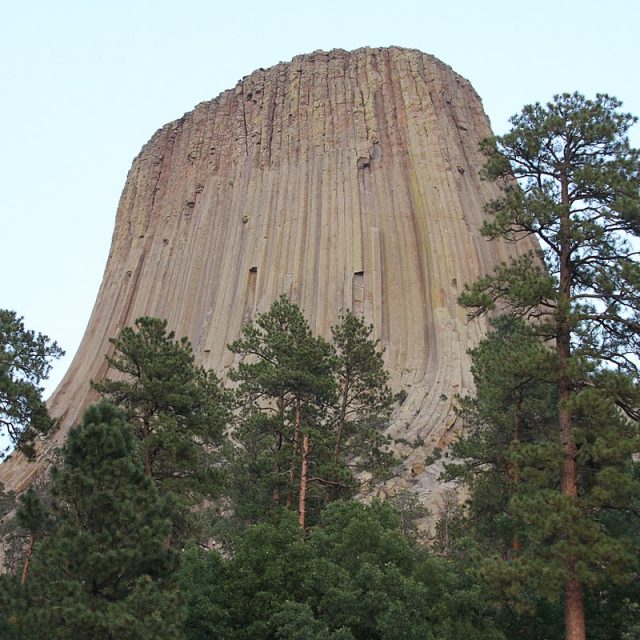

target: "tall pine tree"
[228,299,397,530]
[228,296,337,530]
[5,402,182,640]
[327,311,395,494]
[92,317,230,542]
[459,93,640,640]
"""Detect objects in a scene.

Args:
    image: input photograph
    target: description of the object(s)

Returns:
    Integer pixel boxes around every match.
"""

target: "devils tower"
[1,47,536,502]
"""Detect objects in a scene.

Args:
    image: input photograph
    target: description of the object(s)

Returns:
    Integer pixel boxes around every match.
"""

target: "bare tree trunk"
[298,433,309,531]
[20,535,35,587]
[564,572,586,640]
[287,399,301,508]
[558,173,585,640]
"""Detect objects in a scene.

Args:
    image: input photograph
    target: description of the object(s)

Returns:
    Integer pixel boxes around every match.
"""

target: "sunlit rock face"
[1,47,537,507]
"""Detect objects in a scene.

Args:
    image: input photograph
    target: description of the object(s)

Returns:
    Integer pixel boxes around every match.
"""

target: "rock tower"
[1,47,537,505]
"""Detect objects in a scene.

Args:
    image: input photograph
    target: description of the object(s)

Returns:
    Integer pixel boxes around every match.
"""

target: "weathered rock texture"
[1,47,537,507]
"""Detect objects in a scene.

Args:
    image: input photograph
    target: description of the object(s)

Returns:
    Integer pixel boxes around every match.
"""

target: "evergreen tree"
[14,486,52,587]
[228,296,337,530]
[0,475,56,583]
[228,299,398,530]
[444,315,558,556]
[459,94,640,640]
[177,501,505,640]
[5,402,182,640]
[0,309,63,459]
[92,317,230,542]
[328,311,395,493]
[442,316,640,638]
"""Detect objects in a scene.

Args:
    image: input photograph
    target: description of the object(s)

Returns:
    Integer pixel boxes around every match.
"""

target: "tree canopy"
[227,297,395,531]
[2,402,182,640]
[459,92,640,640]
[92,317,230,498]
[0,309,63,459]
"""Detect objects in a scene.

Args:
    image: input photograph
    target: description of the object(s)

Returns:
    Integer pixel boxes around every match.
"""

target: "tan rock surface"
[1,47,537,507]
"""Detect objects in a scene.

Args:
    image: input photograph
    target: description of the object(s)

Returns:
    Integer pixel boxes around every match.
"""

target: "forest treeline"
[1,92,640,640]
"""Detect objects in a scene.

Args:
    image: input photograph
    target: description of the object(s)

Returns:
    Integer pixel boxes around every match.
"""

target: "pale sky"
[1,0,639,396]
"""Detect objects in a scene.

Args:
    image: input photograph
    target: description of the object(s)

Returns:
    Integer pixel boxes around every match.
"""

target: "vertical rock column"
[1,47,538,501]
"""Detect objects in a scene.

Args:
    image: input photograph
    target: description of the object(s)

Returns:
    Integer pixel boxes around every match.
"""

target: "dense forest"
[1,93,640,640]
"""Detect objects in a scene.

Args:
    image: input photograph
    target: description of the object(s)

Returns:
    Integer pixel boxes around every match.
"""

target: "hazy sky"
[2,0,639,395]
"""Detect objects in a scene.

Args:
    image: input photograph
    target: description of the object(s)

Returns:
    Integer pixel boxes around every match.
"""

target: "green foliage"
[227,298,397,530]
[176,546,229,640]
[271,601,354,640]
[3,402,182,640]
[457,93,640,638]
[444,316,559,554]
[229,296,337,405]
[228,296,337,526]
[15,487,49,540]
[177,501,505,640]
[388,489,430,542]
[443,317,640,634]
[0,309,63,459]
[463,93,640,367]
[329,311,395,483]
[92,317,230,508]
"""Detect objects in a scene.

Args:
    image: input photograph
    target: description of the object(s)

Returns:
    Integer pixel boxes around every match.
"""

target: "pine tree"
[14,486,52,587]
[228,296,337,530]
[9,402,182,640]
[0,475,56,585]
[459,93,640,640]
[0,309,63,459]
[328,311,395,491]
[228,299,398,530]
[444,315,558,556]
[92,317,230,537]
[442,316,640,638]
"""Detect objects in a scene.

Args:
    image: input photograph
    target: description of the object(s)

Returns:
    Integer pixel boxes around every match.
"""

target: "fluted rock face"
[1,47,537,505]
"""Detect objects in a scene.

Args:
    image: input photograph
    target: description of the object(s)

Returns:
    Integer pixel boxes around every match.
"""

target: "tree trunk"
[20,535,35,587]
[287,398,301,508]
[333,380,350,464]
[298,433,309,531]
[273,430,282,505]
[558,172,585,640]
[143,448,153,478]
[565,573,586,640]
[142,419,153,478]
[509,409,522,556]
